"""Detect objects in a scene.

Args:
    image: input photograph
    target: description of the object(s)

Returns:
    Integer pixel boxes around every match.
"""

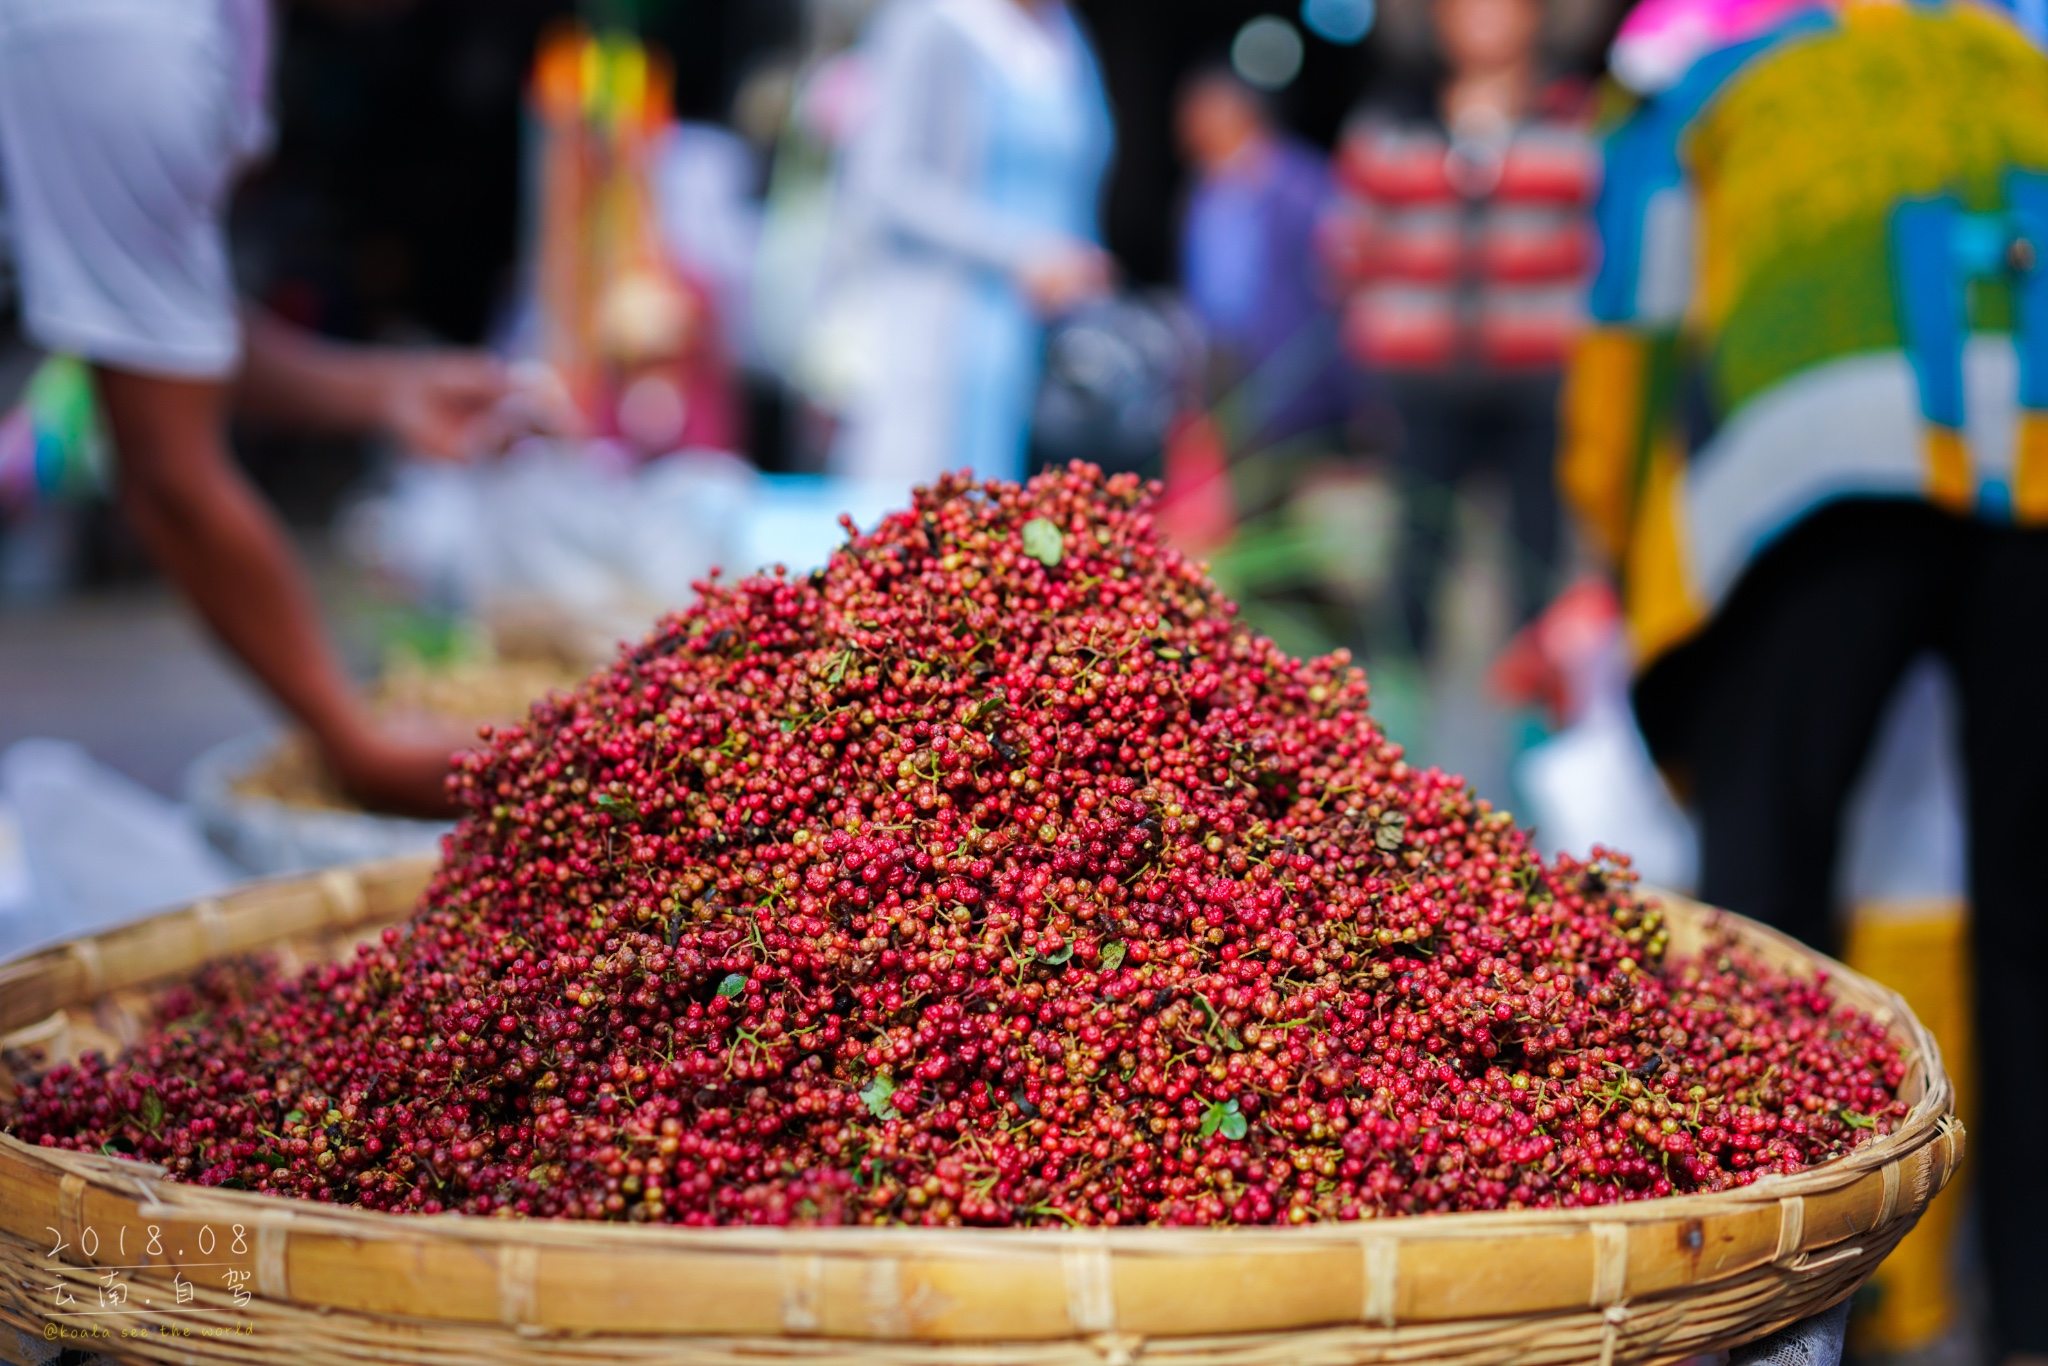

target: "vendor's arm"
[94,366,457,816]
[0,3,462,816]
[236,310,511,460]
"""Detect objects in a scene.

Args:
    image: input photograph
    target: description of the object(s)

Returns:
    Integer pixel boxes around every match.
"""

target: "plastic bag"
[347,448,914,661]
[346,444,756,658]
[1516,693,1701,891]
[1032,294,1201,477]
[0,740,238,960]
[182,732,451,878]
[1504,582,1700,890]
[0,356,109,515]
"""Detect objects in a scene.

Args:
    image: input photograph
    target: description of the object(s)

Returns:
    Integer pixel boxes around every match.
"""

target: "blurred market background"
[0,0,1643,893]
[0,0,2022,1359]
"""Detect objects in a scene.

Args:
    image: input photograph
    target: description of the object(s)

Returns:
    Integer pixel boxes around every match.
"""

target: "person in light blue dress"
[830,0,1116,487]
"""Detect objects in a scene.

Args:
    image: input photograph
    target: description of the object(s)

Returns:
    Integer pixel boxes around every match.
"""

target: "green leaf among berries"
[861,1073,901,1121]
[592,793,642,820]
[1200,1098,1247,1141]
[1021,517,1064,567]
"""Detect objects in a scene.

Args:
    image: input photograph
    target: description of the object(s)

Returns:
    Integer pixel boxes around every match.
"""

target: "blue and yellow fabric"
[1565,6,2045,1349]
[1563,0,2048,666]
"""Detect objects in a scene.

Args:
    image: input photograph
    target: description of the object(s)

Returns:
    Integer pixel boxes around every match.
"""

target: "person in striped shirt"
[1323,0,1598,656]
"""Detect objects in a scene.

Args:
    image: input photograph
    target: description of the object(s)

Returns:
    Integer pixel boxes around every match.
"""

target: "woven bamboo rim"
[0,858,1961,1365]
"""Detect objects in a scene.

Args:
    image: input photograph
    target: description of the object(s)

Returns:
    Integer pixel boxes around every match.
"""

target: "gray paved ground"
[0,588,276,796]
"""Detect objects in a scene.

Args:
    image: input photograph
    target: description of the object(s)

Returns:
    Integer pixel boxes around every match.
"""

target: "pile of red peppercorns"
[3,466,1907,1227]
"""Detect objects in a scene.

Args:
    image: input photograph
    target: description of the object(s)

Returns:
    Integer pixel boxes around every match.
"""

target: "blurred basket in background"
[183,648,586,875]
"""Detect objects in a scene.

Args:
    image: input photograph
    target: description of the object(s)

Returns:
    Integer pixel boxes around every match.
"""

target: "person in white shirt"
[828,0,1115,488]
[0,0,512,815]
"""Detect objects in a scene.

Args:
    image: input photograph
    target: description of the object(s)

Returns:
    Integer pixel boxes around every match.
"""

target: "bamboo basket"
[0,858,1961,1366]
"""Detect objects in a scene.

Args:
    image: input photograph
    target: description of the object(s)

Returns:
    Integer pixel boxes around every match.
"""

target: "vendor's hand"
[319,721,469,819]
[496,361,589,444]
[1018,242,1113,317]
[376,352,515,462]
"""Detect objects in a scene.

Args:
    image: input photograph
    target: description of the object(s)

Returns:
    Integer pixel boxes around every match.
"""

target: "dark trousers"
[1636,499,2048,1356]
[1387,371,1562,656]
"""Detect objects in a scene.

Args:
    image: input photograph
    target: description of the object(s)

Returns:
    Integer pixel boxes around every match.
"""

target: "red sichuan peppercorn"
[2,466,1908,1226]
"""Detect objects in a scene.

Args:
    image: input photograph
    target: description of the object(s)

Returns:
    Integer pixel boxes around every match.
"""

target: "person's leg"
[1948,520,2048,1359]
[1636,501,1956,951]
[1485,372,1565,628]
[1388,376,1467,658]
